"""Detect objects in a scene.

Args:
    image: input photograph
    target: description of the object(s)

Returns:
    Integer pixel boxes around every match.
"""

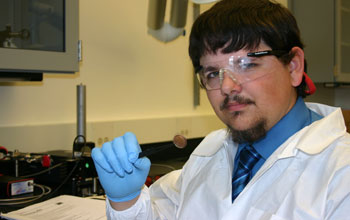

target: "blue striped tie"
[232,145,261,202]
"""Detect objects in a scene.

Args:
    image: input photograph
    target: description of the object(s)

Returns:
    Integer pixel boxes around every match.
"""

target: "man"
[92,0,350,219]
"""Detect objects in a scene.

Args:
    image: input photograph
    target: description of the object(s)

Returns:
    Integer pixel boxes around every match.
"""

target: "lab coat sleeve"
[148,169,183,218]
[106,186,153,220]
[105,169,183,219]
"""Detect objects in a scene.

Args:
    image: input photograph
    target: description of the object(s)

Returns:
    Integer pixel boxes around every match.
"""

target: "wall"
[0,1,224,153]
[1,0,349,153]
[305,84,350,109]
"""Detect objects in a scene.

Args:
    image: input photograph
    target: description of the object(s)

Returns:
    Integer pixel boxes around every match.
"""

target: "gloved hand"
[91,132,151,202]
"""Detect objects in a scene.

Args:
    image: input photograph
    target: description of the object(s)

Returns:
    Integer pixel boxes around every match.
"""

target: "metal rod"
[77,84,86,143]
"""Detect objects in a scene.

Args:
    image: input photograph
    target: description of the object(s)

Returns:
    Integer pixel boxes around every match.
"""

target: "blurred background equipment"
[146,0,218,42]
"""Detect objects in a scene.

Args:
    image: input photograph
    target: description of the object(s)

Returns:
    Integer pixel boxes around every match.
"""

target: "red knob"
[42,155,51,167]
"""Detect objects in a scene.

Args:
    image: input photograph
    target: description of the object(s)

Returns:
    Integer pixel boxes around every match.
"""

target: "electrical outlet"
[96,137,111,147]
[179,129,189,136]
[97,138,103,146]
[91,122,114,147]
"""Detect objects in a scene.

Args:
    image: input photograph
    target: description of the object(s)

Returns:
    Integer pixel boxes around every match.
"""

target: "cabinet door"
[0,0,79,75]
[335,0,350,81]
[290,0,335,83]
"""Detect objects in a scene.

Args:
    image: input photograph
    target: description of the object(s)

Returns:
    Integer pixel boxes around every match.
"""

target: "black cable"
[0,135,89,209]
[0,184,51,205]
[42,135,86,199]
[43,159,80,200]
[20,134,86,179]
[72,134,87,158]
[19,162,65,178]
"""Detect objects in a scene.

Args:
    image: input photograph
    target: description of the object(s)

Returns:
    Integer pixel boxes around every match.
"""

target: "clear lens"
[198,55,270,90]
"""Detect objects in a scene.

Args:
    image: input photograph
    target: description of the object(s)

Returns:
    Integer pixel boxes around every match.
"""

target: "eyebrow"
[200,65,220,73]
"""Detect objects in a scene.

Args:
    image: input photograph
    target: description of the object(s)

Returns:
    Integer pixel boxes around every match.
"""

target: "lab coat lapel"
[178,132,234,219]
[192,129,229,157]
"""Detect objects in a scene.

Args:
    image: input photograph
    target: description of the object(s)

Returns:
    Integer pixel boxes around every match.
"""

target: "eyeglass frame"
[196,50,289,91]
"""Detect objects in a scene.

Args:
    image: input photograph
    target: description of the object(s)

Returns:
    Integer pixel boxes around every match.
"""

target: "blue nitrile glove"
[91,132,151,202]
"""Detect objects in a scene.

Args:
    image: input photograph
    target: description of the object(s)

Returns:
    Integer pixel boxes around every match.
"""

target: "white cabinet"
[290,0,350,83]
[0,0,79,80]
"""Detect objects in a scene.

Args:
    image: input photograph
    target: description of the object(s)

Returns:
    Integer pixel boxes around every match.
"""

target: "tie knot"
[238,145,261,171]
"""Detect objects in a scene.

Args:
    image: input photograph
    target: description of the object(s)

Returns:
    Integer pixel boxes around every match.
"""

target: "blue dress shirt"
[233,97,323,177]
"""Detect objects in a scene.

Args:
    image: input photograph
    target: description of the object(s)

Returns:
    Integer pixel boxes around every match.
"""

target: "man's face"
[200,43,300,143]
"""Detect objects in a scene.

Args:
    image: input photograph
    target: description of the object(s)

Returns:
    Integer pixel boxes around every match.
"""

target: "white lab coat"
[106,103,350,220]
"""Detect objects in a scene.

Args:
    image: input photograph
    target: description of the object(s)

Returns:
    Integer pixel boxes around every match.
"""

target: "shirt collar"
[247,97,320,160]
[192,98,324,158]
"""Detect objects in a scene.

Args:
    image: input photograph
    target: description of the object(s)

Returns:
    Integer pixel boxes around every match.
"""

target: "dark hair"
[189,0,308,97]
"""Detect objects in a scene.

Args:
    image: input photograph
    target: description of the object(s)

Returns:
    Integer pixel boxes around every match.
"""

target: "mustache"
[220,95,255,111]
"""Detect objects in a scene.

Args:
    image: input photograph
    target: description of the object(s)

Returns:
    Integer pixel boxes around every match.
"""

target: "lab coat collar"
[278,103,347,158]
[192,103,347,158]
[192,128,231,157]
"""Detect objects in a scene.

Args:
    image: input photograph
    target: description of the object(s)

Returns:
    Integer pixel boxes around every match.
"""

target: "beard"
[220,94,268,144]
[228,117,267,144]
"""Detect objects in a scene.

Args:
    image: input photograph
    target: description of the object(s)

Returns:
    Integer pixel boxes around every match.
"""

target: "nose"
[220,70,242,95]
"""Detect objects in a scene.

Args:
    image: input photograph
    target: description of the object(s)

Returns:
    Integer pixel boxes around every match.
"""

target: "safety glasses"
[197,50,288,90]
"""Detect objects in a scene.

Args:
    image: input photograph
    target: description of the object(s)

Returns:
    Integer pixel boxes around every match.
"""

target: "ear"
[288,47,304,87]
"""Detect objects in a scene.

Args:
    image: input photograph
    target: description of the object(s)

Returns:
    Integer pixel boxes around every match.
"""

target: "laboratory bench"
[0,136,203,215]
